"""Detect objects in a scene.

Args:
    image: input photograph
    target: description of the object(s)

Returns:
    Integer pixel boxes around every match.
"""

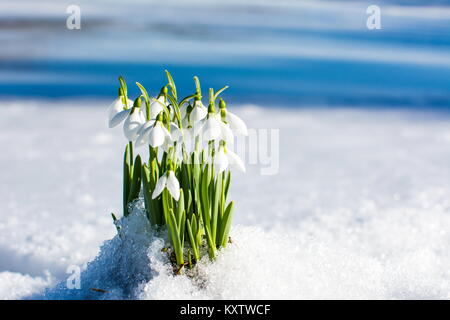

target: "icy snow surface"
[1,100,450,299]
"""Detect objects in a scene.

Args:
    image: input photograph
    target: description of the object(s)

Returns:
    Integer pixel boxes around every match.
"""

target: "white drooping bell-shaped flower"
[219,120,234,145]
[123,107,146,141]
[202,113,222,141]
[108,97,134,128]
[214,146,229,174]
[213,143,246,173]
[152,170,180,200]
[226,111,248,136]
[200,112,234,145]
[219,98,248,136]
[190,100,208,123]
[174,124,197,155]
[135,118,172,148]
[149,96,166,120]
[160,123,180,154]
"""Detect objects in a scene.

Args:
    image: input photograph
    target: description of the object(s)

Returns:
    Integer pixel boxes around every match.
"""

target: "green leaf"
[141,164,156,225]
[186,218,200,261]
[180,209,186,248]
[224,171,231,199]
[218,201,234,248]
[127,155,142,206]
[123,145,131,216]
[176,189,185,227]
[168,208,184,265]
[191,214,198,239]
[211,174,223,244]
[200,165,211,227]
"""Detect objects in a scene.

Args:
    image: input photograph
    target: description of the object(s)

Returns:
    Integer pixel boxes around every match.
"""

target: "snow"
[1,99,450,299]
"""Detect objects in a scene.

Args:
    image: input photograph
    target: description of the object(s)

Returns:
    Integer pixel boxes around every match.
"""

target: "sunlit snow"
[1,100,449,299]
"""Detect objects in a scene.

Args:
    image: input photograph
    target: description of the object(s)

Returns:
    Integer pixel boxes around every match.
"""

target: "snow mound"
[0,272,51,300]
[34,198,450,300]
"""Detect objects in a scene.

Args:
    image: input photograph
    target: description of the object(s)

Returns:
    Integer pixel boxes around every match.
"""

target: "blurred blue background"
[1,0,449,108]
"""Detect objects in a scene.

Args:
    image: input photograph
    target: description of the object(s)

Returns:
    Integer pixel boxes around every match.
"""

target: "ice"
[1,100,450,299]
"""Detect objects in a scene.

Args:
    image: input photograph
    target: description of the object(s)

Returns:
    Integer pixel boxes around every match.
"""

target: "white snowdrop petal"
[148,123,166,147]
[162,126,173,142]
[161,130,173,153]
[109,109,130,128]
[191,119,205,138]
[227,112,248,136]
[149,99,165,119]
[108,98,123,120]
[170,123,181,142]
[220,121,234,145]
[182,128,196,154]
[139,106,147,121]
[214,149,229,173]
[166,171,180,201]
[135,132,149,147]
[152,174,167,199]
[203,116,222,141]
[180,104,188,119]
[190,104,207,122]
[175,143,184,161]
[108,98,133,122]
[123,109,145,141]
[227,150,246,172]
[137,120,155,137]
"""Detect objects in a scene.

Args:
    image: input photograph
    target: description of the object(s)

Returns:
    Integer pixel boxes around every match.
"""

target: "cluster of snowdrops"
[107,71,248,272]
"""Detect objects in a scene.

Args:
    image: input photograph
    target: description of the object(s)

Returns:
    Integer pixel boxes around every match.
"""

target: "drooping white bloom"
[199,113,234,144]
[180,103,188,120]
[170,123,182,142]
[214,146,229,174]
[152,171,180,200]
[219,121,234,145]
[190,100,208,123]
[176,125,197,155]
[135,120,172,148]
[225,111,248,136]
[123,107,146,141]
[149,96,166,120]
[212,144,246,173]
[226,149,246,172]
[108,97,133,128]
[202,114,222,141]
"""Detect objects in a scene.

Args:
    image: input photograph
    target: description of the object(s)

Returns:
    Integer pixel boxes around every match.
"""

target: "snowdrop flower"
[149,96,166,120]
[135,116,172,148]
[202,113,222,141]
[219,98,248,136]
[173,125,197,155]
[190,99,208,123]
[201,112,234,144]
[152,170,180,200]
[213,142,246,173]
[123,106,146,141]
[160,123,181,154]
[108,97,134,128]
